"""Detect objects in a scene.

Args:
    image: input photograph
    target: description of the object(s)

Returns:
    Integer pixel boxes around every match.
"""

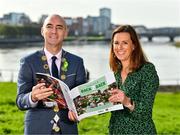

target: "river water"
[0,39,180,85]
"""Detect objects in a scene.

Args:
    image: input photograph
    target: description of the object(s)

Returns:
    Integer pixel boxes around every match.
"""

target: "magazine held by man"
[36,72,124,121]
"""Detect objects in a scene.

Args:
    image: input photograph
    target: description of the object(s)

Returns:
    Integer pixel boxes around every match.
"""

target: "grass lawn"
[0,82,180,134]
[0,83,24,134]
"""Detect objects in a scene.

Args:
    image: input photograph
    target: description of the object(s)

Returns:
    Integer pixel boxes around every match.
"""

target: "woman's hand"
[108,89,126,103]
[108,89,134,111]
[109,88,131,105]
[68,110,78,122]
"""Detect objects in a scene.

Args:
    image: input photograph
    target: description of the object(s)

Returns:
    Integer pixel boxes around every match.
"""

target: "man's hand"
[31,83,53,102]
[68,110,78,122]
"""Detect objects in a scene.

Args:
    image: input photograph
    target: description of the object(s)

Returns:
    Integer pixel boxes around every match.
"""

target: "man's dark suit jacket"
[16,49,86,134]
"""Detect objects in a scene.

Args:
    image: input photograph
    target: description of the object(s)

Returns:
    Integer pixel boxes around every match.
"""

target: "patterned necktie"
[51,56,59,79]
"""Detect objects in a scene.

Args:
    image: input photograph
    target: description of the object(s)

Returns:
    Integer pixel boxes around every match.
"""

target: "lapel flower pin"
[61,58,68,72]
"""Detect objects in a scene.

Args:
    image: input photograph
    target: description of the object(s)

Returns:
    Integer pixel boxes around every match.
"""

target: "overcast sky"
[0,0,180,28]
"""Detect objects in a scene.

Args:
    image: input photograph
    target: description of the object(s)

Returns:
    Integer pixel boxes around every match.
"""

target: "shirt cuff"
[29,92,38,108]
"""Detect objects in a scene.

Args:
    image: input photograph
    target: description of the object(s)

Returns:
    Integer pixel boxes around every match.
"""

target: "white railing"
[160,79,180,86]
[0,69,18,82]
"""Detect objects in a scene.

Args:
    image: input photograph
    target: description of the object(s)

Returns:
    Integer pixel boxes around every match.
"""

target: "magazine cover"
[36,72,124,121]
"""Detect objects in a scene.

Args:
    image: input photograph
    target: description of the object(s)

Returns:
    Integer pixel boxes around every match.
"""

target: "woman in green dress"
[108,25,159,134]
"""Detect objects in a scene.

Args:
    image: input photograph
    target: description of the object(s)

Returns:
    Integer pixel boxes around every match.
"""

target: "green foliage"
[0,25,18,38]
[0,24,40,38]
[0,82,180,134]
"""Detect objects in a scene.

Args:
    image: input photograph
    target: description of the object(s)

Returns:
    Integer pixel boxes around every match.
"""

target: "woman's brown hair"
[109,25,148,72]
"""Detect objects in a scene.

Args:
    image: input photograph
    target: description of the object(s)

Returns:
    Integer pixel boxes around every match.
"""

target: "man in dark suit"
[16,14,86,134]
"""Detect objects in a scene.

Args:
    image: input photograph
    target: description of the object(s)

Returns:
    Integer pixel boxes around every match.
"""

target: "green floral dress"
[109,62,159,135]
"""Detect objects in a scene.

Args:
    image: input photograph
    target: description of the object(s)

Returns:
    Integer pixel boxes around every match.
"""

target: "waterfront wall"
[0,69,179,92]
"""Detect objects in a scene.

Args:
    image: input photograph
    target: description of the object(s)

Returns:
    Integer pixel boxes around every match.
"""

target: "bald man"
[16,14,86,134]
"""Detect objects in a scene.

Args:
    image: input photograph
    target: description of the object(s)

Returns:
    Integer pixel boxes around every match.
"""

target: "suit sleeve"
[16,57,35,110]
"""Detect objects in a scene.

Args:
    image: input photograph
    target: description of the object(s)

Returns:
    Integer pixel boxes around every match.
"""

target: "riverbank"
[0,36,109,44]
[0,37,43,44]
[0,70,179,91]
[0,37,110,48]
[158,85,180,92]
